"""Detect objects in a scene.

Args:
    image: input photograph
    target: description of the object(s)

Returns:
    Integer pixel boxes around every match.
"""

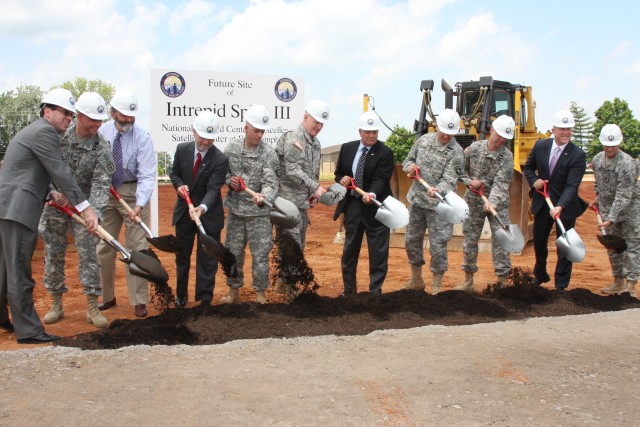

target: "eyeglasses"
[51,106,75,118]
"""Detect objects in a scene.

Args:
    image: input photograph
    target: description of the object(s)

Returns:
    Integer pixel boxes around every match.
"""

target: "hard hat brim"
[599,138,622,146]
[495,129,514,139]
[247,120,271,130]
[438,126,460,136]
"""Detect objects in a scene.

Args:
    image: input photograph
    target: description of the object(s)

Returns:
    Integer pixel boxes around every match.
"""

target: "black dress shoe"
[98,298,117,311]
[135,304,148,318]
[1,319,14,332]
[199,299,212,306]
[17,332,60,344]
[339,290,356,298]
[175,297,187,308]
[554,287,566,294]
[532,276,551,286]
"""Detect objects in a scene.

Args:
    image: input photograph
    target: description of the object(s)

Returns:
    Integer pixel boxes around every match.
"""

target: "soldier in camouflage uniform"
[403,109,464,294]
[273,99,329,293]
[456,115,515,292]
[38,92,113,328]
[220,105,279,304]
[592,124,640,298]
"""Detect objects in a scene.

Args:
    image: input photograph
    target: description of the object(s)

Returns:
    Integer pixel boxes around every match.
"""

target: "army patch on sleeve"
[106,160,115,173]
[293,140,304,151]
[286,148,301,163]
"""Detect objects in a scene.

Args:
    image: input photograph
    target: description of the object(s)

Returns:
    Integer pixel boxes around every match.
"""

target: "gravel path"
[1,309,639,426]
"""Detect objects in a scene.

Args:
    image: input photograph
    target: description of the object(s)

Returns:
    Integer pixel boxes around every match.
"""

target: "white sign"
[150,68,305,152]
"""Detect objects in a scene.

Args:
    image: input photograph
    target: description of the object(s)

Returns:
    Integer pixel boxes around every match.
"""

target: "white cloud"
[611,41,631,58]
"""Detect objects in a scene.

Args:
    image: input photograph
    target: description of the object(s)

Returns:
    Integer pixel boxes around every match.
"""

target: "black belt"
[122,180,138,184]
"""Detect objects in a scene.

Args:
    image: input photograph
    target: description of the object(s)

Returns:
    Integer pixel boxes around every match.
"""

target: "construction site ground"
[1,179,639,426]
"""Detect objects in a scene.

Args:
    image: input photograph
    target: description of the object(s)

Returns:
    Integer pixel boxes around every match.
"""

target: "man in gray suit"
[0,88,99,344]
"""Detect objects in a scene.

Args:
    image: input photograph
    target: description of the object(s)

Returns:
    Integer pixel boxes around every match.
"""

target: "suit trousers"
[96,183,150,305]
[174,214,219,302]
[0,219,44,339]
[341,197,389,294]
[532,210,577,289]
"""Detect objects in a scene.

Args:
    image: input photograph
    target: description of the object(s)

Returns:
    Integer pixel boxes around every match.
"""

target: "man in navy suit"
[170,112,228,306]
[523,110,588,291]
[333,112,395,296]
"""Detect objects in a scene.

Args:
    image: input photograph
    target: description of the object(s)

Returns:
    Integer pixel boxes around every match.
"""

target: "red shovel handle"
[534,180,559,219]
[235,176,247,192]
[467,183,486,198]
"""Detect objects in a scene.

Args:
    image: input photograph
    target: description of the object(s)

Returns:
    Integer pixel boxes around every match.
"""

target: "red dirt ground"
[1,179,632,350]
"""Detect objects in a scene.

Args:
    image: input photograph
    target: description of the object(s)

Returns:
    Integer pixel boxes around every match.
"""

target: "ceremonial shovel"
[536,180,586,263]
[591,204,627,253]
[46,201,169,284]
[468,184,525,253]
[110,186,182,253]
[318,183,347,206]
[235,177,300,229]
[346,178,409,229]
[410,167,469,224]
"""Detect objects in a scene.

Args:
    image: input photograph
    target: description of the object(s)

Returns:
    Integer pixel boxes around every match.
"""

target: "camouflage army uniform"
[459,140,514,276]
[592,150,640,282]
[402,133,464,273]
[224,137,279,291]
[274,123,322,284]
[38,124,114,296]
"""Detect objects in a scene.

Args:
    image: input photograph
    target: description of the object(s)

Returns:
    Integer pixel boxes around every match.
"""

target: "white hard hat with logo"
[193,111,220,139]
[110,91,138,117]
[492,115,516,139]
[305,99,330,123]
[359,111,381,131]
[75,92,108,120]
[599,124,623,146]
[41,88,76,113]
[436,109,461,135]
[245,105,271,130]
[553,109,575,128]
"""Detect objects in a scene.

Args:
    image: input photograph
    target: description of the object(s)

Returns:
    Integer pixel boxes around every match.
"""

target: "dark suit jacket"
[333,140,395,221]
[0,118,86,232]
[523,138,587,219]
[170,141,228,232]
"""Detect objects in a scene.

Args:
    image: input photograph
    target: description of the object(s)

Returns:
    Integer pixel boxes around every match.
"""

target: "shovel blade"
[270,197,301,229]
[318,183,347,206]
[375,196,409,229]
[147,235,183,254]
[435,191,469,224]
[555,228,586,263]
[494,225,525,253]
[128,250,170,283]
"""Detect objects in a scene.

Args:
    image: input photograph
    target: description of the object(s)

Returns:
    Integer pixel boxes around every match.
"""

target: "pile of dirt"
[57,269,640,350]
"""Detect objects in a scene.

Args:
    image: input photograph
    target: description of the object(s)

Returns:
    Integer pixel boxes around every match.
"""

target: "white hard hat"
[193,111,220,139]
[492,115,516,139]
[553,109,575,128]
[110,91,138,117]
[245,105,271,130]
[599,124,623,146]
[359,111,381,131]
[305,99,330,123]
[436,109,461,135]
[75,92,108,120]
[41,88,76,113]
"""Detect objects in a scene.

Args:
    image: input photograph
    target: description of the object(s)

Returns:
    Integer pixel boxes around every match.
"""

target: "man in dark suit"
[0,88,98,344]
[523,109,588,291]
[170,111,228,306]
[333,112,395,296]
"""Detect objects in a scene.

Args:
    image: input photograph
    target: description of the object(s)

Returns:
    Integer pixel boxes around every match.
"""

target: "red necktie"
[193,152,202,178]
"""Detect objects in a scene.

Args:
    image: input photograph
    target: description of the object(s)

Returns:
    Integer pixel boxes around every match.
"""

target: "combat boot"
[43,293,64,324]
[86,295,108,328]
[496,275,509,289]
[454,272,474,292]
[256,290,267,304]
[624,280,637,298]
[431,273,444,295]
[275,279,289,294]
[220,288,240,304]
[601,276,625,294]
[403,265,426,291]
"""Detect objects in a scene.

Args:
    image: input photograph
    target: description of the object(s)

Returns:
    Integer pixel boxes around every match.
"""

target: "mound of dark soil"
[57,281,640,350]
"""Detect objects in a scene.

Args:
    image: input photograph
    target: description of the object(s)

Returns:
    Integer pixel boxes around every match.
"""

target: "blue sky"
[1,0,639,153]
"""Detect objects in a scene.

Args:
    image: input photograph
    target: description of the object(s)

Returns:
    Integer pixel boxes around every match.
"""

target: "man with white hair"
[456,115,516,292]
[97,91,157,317]
[523,109,588,292]
[591,124,640,298]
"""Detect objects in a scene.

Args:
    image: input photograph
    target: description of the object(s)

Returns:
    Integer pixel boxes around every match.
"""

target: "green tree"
[385,125,416,163]
[157,151,173,178]
[569,101,594,153]
[53,77,115,104]
[0,85,44,158]
[586,98,640,159]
